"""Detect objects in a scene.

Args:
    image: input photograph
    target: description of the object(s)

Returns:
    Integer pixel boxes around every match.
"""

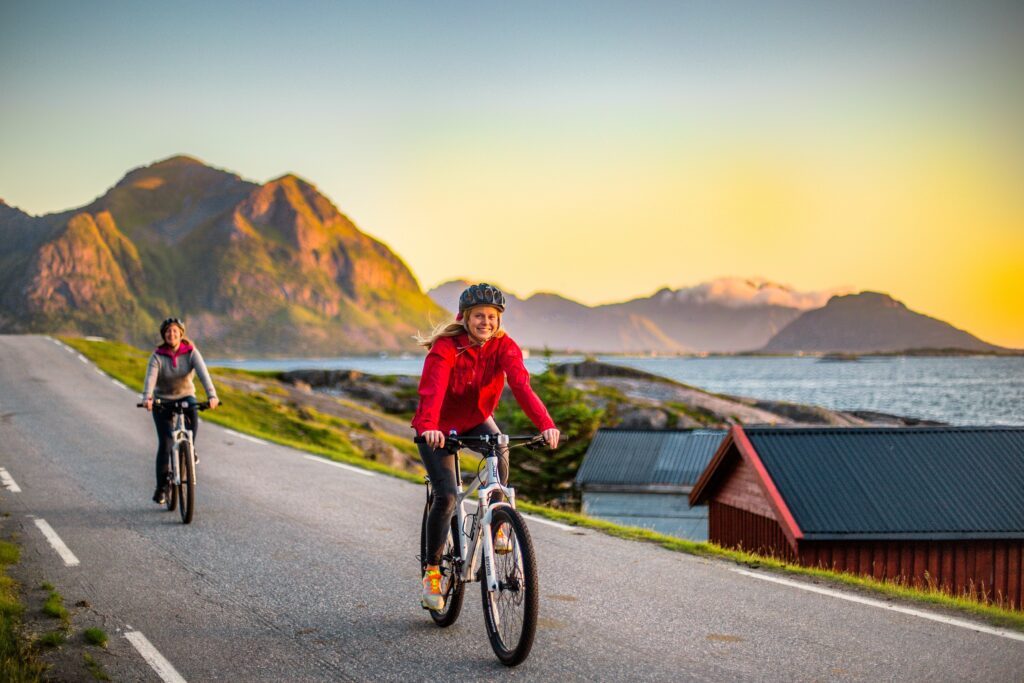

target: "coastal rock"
[615,408,670,430]
[552,360,667,382]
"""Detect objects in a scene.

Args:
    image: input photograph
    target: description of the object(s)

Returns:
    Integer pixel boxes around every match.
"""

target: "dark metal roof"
[744,427,1024,539]
[575,429,727,488]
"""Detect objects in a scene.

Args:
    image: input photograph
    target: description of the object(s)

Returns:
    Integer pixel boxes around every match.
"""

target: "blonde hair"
[415,307,506,349]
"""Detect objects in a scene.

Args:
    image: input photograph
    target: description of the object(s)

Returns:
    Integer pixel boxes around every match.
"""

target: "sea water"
[209,355,1024,426]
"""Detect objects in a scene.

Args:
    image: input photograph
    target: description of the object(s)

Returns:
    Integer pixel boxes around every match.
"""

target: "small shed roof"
[576,429,726,489]
[691,426,1024,541]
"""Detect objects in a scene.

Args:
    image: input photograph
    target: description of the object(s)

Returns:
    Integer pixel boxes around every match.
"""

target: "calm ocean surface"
[210,355,1024,426]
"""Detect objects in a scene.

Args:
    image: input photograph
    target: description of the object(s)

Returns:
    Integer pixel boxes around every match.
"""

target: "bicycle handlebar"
[136,399,216,411]
[414,433,549,452]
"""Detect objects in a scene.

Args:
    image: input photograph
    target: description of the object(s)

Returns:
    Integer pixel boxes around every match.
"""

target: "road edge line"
[29,517,80,567]
[125,630,188,683]
[731,568,1024,643]
[303,455,376,477]
[0,467,22,493]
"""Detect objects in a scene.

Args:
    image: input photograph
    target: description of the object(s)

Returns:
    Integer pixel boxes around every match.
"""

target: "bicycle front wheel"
[165,466,177,512]
[178,442,195,524]
[481,505,538,666]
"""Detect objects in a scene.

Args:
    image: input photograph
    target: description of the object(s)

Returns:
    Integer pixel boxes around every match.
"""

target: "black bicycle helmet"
[458,283,506,313]
[160,317,185,336]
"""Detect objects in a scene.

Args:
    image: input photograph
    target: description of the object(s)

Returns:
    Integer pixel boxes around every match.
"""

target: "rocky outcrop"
[280,369,419,415]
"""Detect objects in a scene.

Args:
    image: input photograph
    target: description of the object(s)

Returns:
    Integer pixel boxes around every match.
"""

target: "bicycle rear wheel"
[178,442,195,524]
[420,493,465,626]
[481,505,538,666]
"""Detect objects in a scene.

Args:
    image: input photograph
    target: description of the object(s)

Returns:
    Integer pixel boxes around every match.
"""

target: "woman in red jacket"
[413,283,560,611]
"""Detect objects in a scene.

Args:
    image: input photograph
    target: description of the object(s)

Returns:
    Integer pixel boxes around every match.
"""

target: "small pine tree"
[494,367,602,507]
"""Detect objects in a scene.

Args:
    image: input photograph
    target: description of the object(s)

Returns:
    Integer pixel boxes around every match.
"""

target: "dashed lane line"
[731,568,1024,644]
[0,467,21,493]
[125,630,188,683]
[303,455,376,477]
[29,516,80,567]
[224,429,269,446]
[77,353,89,364]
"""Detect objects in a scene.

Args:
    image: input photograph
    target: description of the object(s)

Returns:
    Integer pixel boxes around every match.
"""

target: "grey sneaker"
[421,569,446,611]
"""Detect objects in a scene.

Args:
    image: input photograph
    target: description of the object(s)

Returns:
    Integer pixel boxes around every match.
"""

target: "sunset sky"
[2,1,1022,347]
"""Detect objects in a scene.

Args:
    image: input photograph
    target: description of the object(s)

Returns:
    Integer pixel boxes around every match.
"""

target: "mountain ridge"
[428,280,1008,354]
[760,291,1004,353]
[0,155,444,354]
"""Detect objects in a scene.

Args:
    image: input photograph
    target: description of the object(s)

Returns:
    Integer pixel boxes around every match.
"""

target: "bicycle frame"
[168,409,196,487]
[450,435,518,593]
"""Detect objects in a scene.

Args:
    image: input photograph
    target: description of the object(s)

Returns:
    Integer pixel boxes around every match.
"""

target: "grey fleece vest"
[142,345,218,401]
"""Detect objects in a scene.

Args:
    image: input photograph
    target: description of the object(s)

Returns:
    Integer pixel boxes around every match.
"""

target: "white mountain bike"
[138,399,210,524]
[415,432,546,667]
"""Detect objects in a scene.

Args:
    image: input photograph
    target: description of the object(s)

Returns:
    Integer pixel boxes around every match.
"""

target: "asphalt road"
[1,334,1022,682]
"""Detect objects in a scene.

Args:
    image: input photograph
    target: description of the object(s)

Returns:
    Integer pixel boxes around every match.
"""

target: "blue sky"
[2,1,1022,344]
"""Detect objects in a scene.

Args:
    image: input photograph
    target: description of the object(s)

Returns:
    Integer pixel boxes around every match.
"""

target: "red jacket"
[412,333,555,435]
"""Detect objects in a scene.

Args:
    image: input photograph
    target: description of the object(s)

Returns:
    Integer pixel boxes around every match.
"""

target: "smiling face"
[465,306,500,343]
[163,323,183,348]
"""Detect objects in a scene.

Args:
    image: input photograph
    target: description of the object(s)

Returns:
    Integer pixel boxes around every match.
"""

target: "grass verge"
[83,651,111,681]
[61,336,422,482]
[0,539,44,681]
[65,335,1024,632]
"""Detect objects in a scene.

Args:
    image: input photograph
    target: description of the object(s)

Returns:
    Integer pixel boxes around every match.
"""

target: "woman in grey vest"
[141,318,219,504]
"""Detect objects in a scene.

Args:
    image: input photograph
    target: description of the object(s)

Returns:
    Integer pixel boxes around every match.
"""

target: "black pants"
[419,418,508,566]
[152,398,198,489]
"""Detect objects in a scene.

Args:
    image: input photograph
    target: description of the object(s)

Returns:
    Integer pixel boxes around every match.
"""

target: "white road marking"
[224,429,269,446]
[94,368,106,376]
[30,517,80,567]
[303,455,376,477]
[77,354,89,364]
[125,631,188,683]
[522,514,577,532]
[112,379,129,390]
[731,568,1024,644]
[0,468,21,493]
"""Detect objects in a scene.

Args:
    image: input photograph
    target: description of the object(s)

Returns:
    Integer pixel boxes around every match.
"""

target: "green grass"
[666,401,719,426]
[65,335,1024,632]
[37,631,65,648]
[82,628,107,648]
[0,544,18,566]
[83,652,111,681]
[41,591,68,622]
[0,539,44,682]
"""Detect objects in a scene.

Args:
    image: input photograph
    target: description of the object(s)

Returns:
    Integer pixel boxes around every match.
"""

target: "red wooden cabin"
[690,426,1024,609]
